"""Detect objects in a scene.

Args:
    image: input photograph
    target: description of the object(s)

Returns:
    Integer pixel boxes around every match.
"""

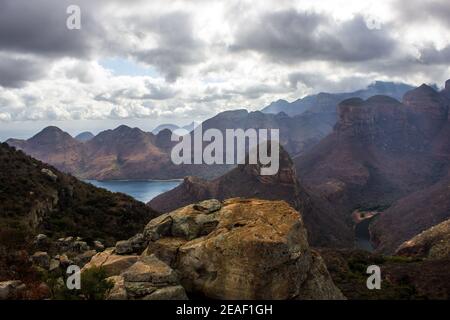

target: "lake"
[85,180,182,203]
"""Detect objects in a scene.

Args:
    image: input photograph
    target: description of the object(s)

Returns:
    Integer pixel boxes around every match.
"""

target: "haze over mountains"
[261,81,414,116]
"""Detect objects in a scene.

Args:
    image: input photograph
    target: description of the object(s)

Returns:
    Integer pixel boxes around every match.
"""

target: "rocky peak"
[403,84,447,117]
[28,126,77,146]
[149,145,301,213]
[75,131,94,142]
[153,128,176,151]
[92,125,151,145]
[403,83,449,136]
[336,95,404,139]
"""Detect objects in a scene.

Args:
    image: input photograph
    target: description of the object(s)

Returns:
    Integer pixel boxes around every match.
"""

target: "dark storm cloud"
[0,55,47,88]
[231,10,397,64]
[418,45,450,65]
[0,0,104,59]
[0,1,204,83]
[131,12,206,82]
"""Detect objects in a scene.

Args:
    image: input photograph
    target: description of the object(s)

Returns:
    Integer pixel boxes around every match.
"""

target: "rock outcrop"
[395,218,450,260]
[106,256,188,300]
[87,198,345,300]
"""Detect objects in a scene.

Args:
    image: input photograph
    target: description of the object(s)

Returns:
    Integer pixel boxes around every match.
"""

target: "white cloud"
[0,0,449,125]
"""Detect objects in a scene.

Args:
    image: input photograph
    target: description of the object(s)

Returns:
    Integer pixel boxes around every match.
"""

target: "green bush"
[41,266,113,300]
[80,267,114,300]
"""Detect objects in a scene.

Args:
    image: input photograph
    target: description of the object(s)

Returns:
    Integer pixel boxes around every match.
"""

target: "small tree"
[80,267,113,300]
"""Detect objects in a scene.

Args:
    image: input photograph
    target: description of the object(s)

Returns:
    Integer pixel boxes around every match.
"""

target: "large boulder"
[142,198,344,300]
[31,251,50,269]
[106,255,188,300]
[82,249,139,277]
[115,233,147,255]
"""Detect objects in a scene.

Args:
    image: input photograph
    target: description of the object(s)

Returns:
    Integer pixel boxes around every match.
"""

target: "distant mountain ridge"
[261,81,414,116]
[5,109,336,179]
[7,125,184,180]
[151,122,196,134]
[75,131,94,142]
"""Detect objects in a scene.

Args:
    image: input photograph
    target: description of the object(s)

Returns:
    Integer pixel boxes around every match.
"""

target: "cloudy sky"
[1,0,450,140]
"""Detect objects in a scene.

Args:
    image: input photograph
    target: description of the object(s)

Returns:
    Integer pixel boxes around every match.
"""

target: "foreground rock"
[84,251,188,300]
[83,198,344,300]
[82,249,139,277]
[396,219,450,260]
[141,198,344,300]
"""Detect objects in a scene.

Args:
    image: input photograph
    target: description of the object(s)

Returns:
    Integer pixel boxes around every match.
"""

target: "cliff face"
[403,84,449,138]
[85,198,345,300]
[295,83,450,211]
[295,81,450,254]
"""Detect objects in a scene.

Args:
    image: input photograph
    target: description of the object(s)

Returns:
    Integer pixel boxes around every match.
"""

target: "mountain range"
[261,81,414,116]
[5,80,450,254]
[152,80,450,253]
[6,81,415,181]
[2,79,450,300]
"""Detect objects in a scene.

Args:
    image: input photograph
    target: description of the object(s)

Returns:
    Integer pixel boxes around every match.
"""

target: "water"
[85,179,182,203]
[355,218,375,252]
